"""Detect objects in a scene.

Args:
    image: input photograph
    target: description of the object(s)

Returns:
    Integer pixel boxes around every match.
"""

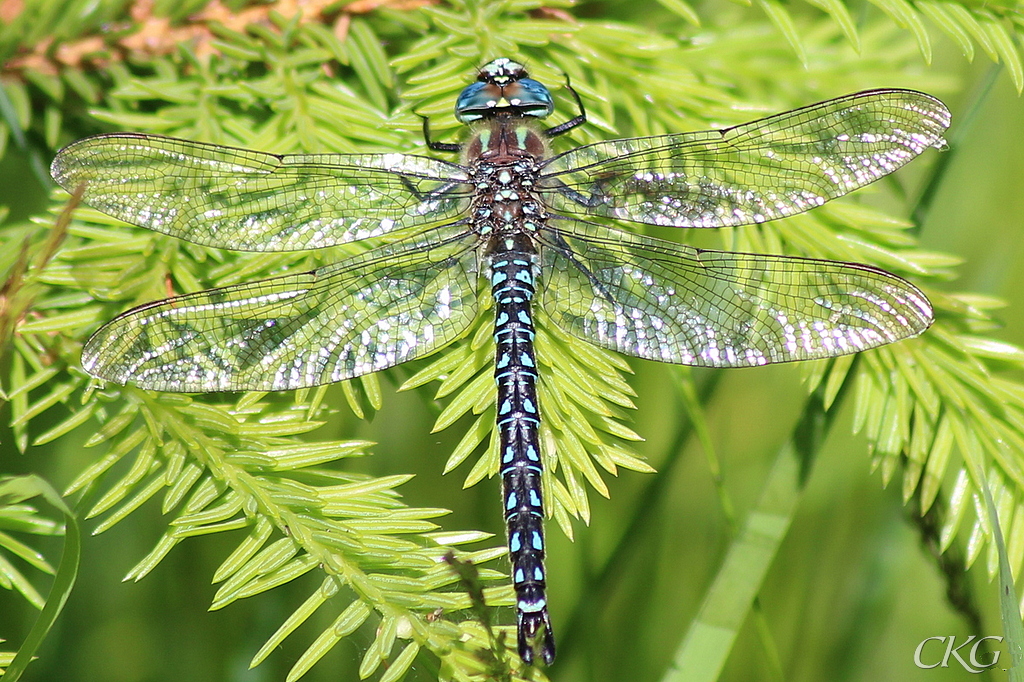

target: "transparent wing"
[539,90,950,228]
[51,133,474,252]
[82,225,481,391]
[537,220,932,367]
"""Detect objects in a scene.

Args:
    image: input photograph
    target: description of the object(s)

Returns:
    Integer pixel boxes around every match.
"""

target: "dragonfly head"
[455,58,554,123]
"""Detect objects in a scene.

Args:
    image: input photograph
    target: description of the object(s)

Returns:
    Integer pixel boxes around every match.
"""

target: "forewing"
[82,226,481,391]
[537,220,932,367]
[540,90,950,228]
[51,133,473,251]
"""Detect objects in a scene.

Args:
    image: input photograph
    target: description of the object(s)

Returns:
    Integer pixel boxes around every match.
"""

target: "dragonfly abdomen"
[489,245,554,665]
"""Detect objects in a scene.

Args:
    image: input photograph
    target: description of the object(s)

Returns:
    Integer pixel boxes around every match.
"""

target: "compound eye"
[506,79,554,118]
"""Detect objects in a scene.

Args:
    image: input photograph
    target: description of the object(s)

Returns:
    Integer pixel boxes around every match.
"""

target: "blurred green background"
[2,0,1023,681]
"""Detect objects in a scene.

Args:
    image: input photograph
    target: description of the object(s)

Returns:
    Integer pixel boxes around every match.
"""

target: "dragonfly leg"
[396,173,471,209]
[419,114,462,153]
[541,225,618,306]
[544,74,587,138]
[543,175,615,213]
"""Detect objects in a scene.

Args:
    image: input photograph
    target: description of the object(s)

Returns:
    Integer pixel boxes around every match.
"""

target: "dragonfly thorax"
[462,117,550,165]
[467,120,549,247]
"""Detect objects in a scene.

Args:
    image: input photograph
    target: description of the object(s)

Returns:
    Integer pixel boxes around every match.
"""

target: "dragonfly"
[51,57,949,666]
